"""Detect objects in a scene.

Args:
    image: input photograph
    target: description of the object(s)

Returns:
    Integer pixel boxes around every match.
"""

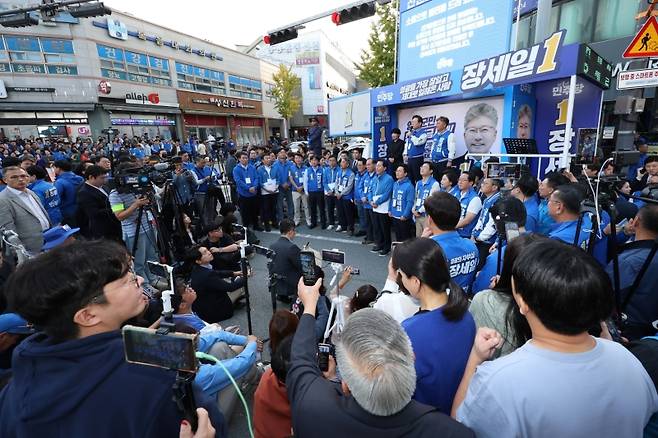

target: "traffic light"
[263,28,298,45]
[0,12,39,28]
[68,2,112,18]
[331,2,376,25]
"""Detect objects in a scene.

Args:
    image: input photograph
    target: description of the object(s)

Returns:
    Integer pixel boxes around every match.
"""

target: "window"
[594,0,638,41]
[97,44,171,86]
[175,62,225,94]
[559,0,595,44]
[227,74,261,99]
[1,34,77,75]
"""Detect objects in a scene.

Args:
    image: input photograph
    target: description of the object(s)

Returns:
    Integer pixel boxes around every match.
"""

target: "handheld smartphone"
[122,325,198,373]
[505,222,521,242]
[300,251,318,286]
[321,249,345,264]
[318,343,332,372]
[146,261,169,279]
[351,267,360,275]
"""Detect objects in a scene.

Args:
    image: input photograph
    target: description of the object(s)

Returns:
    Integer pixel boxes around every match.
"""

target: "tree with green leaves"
[356,0,397,87]
[271,64,301,140]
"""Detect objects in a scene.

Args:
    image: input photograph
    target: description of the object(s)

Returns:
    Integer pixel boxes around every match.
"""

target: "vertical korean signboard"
[398,0,514,83]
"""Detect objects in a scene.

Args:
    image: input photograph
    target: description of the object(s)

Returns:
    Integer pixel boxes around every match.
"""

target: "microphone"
[152,162,170,172]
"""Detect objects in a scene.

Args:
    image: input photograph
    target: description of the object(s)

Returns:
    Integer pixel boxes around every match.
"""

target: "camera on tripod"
[114,166,154,195]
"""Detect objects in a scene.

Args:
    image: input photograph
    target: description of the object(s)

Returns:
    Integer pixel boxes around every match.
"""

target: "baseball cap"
[0,313,34,335]
[42,225,80,251]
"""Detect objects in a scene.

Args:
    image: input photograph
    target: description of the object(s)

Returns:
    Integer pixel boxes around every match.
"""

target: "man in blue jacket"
[369,159,394,256]
[412,162,440,237]
[0,240,226,438]
[335,157,356,235]
[404,115,428,184]
[424,192,479,294]
[273,149,294,224]
[304,155,326,229]
[389,164,415,242]
[360,159,376,245]
[307,117,324,157]
[232,151,261,231]
[548,184,591,249]
[323,156,339,230]
[455,171,482,238]
[257,151,278,232]
[353,158,369,237]
[607,204,658,340]
[53,159,83,227]
[26,165,62,226]
[511,174,539,233]
[471,178,502,268]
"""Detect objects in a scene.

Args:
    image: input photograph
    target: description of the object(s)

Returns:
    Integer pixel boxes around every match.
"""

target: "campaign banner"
[398,0,514,82]
[397,96,505,161]
[328,91,371,137]
[534,78,602,175]
[372,105,398,160]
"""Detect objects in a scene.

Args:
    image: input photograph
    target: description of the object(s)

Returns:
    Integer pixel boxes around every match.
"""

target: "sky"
[103,0,377,64]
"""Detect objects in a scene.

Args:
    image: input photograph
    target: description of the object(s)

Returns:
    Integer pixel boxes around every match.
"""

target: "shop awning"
[0,102,95,112]
[101,103,181,115]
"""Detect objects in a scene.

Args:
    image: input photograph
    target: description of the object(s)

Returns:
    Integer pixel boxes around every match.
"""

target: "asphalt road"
[222,224,390,437]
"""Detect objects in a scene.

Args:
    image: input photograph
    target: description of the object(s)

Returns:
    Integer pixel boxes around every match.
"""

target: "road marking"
[260,230,364,246]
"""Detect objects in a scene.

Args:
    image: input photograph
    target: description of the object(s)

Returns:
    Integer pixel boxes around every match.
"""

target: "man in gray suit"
[0,166,52,255]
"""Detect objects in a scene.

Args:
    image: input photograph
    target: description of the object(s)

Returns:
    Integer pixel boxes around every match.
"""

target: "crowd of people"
[0,122,657,437]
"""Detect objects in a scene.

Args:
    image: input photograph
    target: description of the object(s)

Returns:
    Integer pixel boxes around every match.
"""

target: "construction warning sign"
[624,16,658,58]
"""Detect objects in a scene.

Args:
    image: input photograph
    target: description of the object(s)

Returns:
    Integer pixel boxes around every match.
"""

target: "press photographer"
[0,240,225,437]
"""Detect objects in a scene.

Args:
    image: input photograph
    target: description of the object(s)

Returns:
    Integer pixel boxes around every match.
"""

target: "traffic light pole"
[0,0,96,18]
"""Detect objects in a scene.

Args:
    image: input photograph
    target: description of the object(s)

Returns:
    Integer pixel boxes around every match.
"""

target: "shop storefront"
[177,90,265,145]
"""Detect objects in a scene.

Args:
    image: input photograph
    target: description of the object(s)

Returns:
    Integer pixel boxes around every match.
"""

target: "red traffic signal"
[332,2,376,26]
[263,28,298,45]
[263,35,271,45]
[331,11,341,25]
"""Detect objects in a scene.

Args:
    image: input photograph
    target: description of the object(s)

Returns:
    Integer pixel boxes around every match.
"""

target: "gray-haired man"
[287,278,474,437]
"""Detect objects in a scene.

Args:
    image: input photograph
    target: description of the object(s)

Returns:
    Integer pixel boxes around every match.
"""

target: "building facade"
[0,3,282,147]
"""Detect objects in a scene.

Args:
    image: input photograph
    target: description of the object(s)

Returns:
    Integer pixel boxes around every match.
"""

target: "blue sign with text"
[398,0,514,83]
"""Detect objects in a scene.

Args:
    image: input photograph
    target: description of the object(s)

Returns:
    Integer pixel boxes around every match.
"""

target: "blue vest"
[430,130,451,162]
[390,178,414,219]
[323,166,339,193]
[336,168,354,200]
[457,188,480,238]
[431,231,479,293]
[414,176,438,217]
[28,179,62,225]
[193,166,213,193]
[406,128,428,158]
[362,172,375,209]
[306,166,323,192]
[291,164,306,188]
[472,192,501,242]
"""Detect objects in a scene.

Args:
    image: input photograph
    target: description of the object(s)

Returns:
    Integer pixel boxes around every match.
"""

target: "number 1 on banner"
[537,32,563,74]
[555,99,568,125]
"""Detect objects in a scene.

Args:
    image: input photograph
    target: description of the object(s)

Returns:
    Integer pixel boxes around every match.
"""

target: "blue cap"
[42,225,80,251]
[0,313,34,335]
[635,137,648,146]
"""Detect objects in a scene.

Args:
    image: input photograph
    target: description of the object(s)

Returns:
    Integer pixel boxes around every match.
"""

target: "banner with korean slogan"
[397,96,505,162]
[534,77,602,176]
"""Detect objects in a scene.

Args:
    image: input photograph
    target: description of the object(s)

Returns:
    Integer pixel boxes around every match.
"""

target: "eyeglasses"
[548,199,562,206]
[465,126,495,136]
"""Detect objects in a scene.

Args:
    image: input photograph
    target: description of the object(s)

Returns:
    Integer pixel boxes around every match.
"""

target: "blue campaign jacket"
[414,176,438,217]
[430,130,452,162]
[0,331,226,438]
[472,244,508,294]
[354,170,367,204]
[524,198,540,233]
[472,192,501,243]
[192,165,213,193]
[28,179,62,225]
[257,165,278,193]
[272,160,292,187]
[390,177,415,219]
[406,127,428,158]
[431,231,479,293]
[323,166,339,194]
[537,198,555,235]
[361,171,376,210]
[54,171,83,219]
[457,188,481,238]
[335,168,355,201]
[305,166,324,193]
[368,172,394,207]
[549,217,592,249]
[232,163,258,198]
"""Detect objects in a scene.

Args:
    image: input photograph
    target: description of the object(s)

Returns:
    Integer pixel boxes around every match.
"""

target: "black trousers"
[365,208,375,242]
[308,191,326,227]
[325,194,336,225]
[432,160,449,182]
[238,195,259,229]
[392,217,414,242]
[260,193,278,226]
[475,240,493,272]
[336,198,355,231]
[408,156,424,185]
[372,211,392,251]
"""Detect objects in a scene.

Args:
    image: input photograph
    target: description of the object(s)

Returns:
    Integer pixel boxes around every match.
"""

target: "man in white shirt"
[0,166,51,254]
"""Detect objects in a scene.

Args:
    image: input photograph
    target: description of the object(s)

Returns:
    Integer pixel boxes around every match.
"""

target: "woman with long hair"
[393,237,474,415]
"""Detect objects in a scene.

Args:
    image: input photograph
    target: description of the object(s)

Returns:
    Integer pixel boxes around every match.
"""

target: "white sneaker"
[335,225,343,232]
[306,222,312,227]
[326,225,334,230]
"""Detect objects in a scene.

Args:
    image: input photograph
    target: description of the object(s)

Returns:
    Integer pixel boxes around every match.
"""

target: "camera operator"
[171,157,196,218]
[453,239,658,438]
[269,219,302,303]
[109,163,158,285]
[607,204,658,340]
[287,278,474,437]
[0,240,225,437]
[191,156,217,217]
[76,165,122,242]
